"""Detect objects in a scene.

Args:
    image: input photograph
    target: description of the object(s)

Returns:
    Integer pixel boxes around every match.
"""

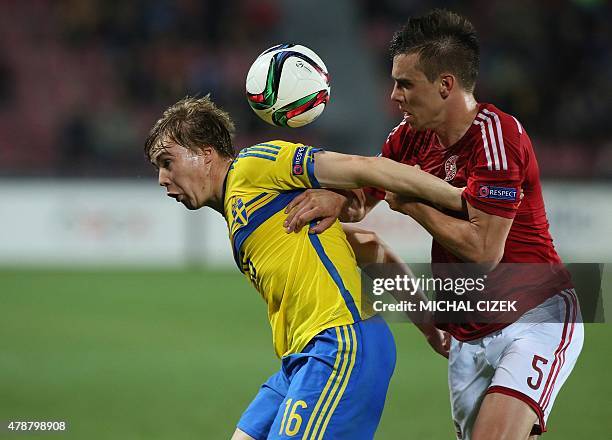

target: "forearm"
[360,157,463,211]
[343,226,436,333]
[404,202,497,268]
[315,153,462,211]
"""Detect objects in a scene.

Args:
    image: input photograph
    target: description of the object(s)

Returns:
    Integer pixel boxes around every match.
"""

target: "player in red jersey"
[283,9,583,440]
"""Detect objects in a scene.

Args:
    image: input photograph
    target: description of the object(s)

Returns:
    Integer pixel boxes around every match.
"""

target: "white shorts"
[448,289,583,439]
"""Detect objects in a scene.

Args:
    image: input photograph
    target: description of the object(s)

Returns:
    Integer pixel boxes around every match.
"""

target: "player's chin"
[181,199,198,210]
[409,118,424,130]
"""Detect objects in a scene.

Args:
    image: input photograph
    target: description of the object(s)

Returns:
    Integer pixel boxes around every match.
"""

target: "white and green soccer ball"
[246,44,330,128]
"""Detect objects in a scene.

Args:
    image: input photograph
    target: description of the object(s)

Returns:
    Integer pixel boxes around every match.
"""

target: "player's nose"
[390,83,402,102]
[158,168,170,187]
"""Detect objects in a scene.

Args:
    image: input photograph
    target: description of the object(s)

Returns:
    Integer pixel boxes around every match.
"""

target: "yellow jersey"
[222,140,365,358]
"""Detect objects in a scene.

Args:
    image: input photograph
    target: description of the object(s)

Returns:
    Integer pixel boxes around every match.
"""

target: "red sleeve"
[463,111,524,219]
[364,117,410,200]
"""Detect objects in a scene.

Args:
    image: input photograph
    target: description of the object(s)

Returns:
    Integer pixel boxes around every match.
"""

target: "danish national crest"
[444,155,459,181]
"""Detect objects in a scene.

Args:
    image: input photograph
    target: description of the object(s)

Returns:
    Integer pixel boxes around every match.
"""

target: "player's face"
[150,140,211,210]
[390,53,445,130]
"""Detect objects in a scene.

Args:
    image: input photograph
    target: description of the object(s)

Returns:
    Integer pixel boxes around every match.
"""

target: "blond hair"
[144,95,236,160]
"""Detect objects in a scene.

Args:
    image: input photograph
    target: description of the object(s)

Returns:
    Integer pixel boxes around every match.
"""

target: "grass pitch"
[1,269,610,439]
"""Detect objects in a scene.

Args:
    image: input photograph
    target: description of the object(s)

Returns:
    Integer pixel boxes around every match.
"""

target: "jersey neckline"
[427,102,489,152]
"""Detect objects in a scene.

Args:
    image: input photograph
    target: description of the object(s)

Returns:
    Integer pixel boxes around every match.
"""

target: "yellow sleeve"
[234,140,322,191]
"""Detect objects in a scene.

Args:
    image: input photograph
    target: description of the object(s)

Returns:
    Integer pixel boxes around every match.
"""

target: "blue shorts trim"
[237,315,396,440]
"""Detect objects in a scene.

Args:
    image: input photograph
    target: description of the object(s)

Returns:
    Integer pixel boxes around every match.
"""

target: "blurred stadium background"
[1,0,611,438]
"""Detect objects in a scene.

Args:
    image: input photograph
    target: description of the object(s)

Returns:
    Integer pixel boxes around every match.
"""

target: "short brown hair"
[390,9,479,92]
[144,95,236,160]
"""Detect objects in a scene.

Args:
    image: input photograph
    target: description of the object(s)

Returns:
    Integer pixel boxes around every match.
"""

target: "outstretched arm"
[313,151,463,212]
[389,199,512,271]
[343,224,450,358]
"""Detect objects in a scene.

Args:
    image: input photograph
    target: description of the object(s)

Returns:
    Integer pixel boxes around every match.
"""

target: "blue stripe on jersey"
[307,222,361,322]
[245,192,269,207]
[238,152,277,161]
[307,148,322,188]
[243,146,280,155]
[254,143,282,150]
[231,190,304,269]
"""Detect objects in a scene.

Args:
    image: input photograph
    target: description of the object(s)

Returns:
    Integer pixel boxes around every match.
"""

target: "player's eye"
[162,159,171,169]
[398,81,412,89]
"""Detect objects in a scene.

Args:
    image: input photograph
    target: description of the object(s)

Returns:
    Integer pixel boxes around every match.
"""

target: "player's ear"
[439,74,454,99]
[197,145,215,164]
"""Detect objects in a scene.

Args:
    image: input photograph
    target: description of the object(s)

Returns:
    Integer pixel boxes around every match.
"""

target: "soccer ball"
[246,44,330,128]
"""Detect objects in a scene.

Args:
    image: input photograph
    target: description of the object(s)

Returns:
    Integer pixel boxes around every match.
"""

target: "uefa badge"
[479,185,490,197]
[292,146,307,175]
[478,185,517,201]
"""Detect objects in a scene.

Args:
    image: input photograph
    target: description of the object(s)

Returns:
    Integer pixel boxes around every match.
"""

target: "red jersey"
[369,103,572,340]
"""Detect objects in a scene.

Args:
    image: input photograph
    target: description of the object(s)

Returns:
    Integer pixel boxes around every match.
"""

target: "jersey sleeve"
[463,112,525,219]
[364,117,410,200]
[235,141,322,191]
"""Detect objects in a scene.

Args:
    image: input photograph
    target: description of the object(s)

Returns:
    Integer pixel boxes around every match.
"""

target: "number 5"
[527,355,548,390]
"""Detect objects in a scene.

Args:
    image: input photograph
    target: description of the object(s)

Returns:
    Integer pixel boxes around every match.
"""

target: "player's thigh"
[269,316,396,440]
[448,337,495,440]
[237,370,289,440]
[472,392,537,440]
[486,291,583,434]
